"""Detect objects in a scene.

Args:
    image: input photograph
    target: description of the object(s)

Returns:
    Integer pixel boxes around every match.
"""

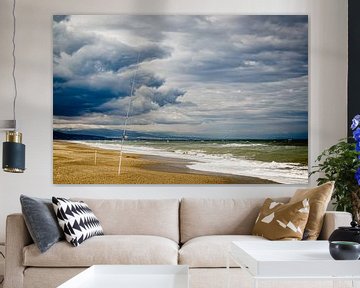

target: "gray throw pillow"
[20,195,64,253]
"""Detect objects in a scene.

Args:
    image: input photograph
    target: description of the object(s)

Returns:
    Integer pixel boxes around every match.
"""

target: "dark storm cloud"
[98,86,185,116]
[53,16,173,117]
[58,43,170,77]
[53,85,115,117]
[54,69,166,117]
[53,20,96,56]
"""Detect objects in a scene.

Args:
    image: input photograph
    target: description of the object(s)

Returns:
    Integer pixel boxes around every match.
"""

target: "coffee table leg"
[226,252,230,288]
[252,278,258,288]
[332,279,347,288]
[352,279,360,288]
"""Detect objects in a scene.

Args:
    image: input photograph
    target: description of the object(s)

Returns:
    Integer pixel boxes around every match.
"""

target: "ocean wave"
[220,143,267,148]
[74,140,308,184]
[187,159,308,184]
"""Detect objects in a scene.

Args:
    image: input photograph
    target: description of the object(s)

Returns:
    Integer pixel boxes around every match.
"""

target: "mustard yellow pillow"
[252,198,310,240]
[289,181,334,240]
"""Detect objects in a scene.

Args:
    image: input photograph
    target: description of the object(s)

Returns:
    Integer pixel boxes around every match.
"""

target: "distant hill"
[53,131,109,140]
[53,130,308,143]
[52,129,199,141]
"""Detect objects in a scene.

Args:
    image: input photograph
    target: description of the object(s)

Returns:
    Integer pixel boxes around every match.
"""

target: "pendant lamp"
[1,0,25,173]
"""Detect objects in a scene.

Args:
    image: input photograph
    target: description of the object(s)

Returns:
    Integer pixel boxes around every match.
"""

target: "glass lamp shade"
[2,131,25,173]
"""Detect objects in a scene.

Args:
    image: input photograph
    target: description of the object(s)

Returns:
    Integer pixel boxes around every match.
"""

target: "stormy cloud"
[53,15,308,139]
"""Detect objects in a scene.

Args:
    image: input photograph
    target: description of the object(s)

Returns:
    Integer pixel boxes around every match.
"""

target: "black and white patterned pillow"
[52,197,104,247]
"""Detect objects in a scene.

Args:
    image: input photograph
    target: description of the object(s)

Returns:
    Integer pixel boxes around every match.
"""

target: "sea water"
[74,140,308,184]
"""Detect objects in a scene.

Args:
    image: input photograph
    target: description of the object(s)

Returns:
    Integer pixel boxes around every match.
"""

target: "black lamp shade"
[2,141,25,173]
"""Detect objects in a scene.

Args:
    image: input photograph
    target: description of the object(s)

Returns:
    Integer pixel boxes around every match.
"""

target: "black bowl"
[329,241,360,260]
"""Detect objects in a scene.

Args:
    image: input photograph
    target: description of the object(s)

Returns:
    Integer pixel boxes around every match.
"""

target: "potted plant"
[311,115,360,222]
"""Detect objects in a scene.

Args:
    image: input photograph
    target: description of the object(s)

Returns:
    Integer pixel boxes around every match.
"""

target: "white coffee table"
[228,241,360,288]
[58,265,189,288]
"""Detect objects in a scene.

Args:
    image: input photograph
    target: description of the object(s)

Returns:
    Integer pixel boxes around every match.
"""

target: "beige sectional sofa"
[4,198,352,288]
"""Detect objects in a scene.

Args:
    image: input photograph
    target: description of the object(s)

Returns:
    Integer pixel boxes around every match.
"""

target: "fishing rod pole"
[118,52,141,176]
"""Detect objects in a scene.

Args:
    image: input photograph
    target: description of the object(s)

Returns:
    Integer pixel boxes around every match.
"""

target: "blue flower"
[350,115,360,186]
[354,128,360,142]
[352,115,360,130]
[356,168,360,186]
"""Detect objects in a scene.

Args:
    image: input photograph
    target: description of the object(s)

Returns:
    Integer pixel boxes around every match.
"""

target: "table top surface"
[58,265,189,288]
[231,240,360,278]
[232,240,334,261]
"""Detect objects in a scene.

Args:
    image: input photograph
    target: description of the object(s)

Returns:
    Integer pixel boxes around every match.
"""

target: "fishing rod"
[118,52,141,176]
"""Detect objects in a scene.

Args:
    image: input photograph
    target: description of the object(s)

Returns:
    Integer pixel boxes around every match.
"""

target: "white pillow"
[52,197,103,246]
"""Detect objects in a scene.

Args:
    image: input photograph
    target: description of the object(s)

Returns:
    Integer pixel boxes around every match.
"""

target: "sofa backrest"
[180,198,289,243]
[73,198,180,243]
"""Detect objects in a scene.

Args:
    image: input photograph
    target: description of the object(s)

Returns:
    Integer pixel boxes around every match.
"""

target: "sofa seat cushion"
[23,235,179,267]
[179,235,267,268]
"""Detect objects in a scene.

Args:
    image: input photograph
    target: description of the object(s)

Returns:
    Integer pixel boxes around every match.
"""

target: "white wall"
[0,0,348,242]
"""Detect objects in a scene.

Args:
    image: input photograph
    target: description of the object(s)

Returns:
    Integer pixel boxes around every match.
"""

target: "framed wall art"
[53,15,308,184]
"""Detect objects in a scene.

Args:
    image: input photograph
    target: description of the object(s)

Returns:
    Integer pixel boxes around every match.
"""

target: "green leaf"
[311,139,360,216]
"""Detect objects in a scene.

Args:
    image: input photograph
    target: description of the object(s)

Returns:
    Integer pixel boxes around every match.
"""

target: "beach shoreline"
[53,140,277,184]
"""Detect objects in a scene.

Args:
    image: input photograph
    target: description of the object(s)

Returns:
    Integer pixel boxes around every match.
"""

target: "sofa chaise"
[4,198,352,288]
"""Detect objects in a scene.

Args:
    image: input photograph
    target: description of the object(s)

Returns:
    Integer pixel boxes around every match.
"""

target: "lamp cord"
[0,251,4,284]
[11,0,18,129]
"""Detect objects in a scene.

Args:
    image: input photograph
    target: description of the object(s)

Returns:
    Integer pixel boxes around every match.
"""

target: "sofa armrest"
[4,214,32,288]
[318,211,352,240]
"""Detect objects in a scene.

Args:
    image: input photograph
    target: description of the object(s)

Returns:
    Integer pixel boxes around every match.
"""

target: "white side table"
[227,241,360,288]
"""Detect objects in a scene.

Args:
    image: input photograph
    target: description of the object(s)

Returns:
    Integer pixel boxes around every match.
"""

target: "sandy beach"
[53,141,277,184]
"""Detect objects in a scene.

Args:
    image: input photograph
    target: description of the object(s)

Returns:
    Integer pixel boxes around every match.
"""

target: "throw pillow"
[252,198,310,240]
[289,181,334,240]
[52,197,104,247]
[20,195,64,253]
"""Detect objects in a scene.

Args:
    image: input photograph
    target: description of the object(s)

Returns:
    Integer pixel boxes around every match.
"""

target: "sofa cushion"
[23,235,178,267]
[180,198,289,243]
[52,197,104,247]
[290,181,334,240]
[179,235,267,268]
[252,198,310,240]
[20,195,64,253]
[72,198,179,243]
